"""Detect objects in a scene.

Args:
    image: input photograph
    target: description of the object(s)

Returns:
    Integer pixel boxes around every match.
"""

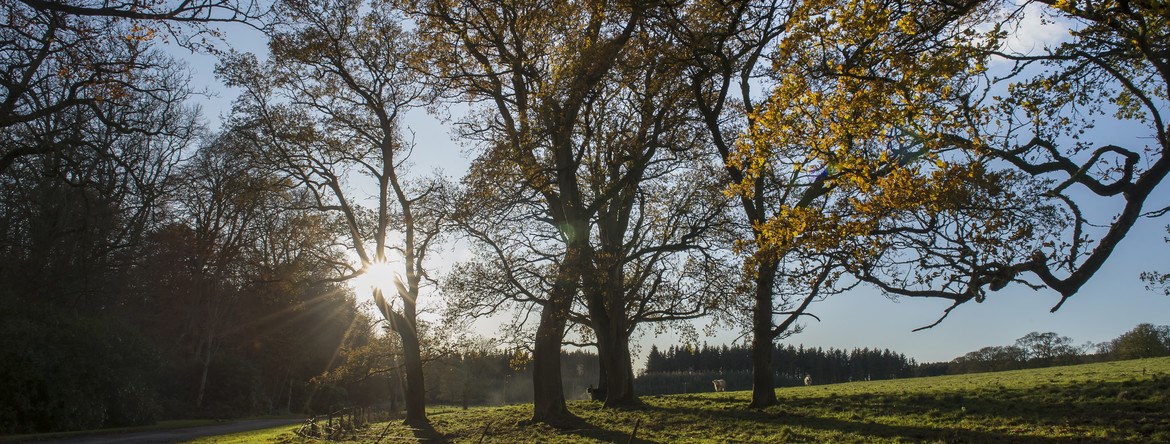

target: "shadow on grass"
[407,421,449,443]
[644,403,1123,444]
[812,377,1165,439]
[505,404,659,444]
[640,378,1170,444]
[562,420,659,444]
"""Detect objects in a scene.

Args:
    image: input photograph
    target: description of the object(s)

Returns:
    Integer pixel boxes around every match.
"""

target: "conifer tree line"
[637,323,1170,395]
[3,0,1170,433]
[638,344,917,394]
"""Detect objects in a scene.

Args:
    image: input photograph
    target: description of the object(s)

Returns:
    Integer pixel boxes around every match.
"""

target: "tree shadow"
[510,404,653,443]
[561,422,659,444]
[407,420,449,443]
[518,410,589,430]
[799,377,1166,439]
[644,402,1131,444]
[640,378,1168,444]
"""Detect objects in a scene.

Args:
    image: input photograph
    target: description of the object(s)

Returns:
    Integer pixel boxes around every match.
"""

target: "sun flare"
[354,259,399,294]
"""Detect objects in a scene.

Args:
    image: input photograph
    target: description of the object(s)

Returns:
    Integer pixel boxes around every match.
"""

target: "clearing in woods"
[189,357,1170,443]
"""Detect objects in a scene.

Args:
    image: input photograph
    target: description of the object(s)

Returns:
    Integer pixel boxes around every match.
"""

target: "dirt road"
[41,419,302,443]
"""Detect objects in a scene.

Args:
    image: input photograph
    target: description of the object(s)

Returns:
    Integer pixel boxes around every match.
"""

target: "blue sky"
[171,8,1170,367]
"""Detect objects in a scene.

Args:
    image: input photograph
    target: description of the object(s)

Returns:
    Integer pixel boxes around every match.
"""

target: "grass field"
[189,357,1170,443]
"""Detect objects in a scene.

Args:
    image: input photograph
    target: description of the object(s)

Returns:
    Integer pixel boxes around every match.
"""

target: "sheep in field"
[804,374,812,386]
[712,379,727,392]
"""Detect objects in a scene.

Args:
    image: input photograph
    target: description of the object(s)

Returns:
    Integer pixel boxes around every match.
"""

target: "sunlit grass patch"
[181,424,301,444]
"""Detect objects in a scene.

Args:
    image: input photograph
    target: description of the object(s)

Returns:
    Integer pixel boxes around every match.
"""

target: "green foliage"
[950,345,1028,374]
[1106,323,1170,360]
[1014,332,1080,362]
[0,315,161,434]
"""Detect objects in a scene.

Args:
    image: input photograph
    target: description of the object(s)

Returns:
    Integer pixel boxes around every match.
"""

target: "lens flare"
[358,259,398,292]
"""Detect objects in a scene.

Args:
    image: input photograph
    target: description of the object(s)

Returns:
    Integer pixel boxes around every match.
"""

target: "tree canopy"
[4,0,1170,433]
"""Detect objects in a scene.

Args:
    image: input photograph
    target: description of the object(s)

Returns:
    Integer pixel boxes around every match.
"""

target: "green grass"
[181,423,303,444]
[95,358,1170,443]
[352,358,1170,442]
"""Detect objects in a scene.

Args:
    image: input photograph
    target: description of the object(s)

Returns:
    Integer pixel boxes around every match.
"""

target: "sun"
[353,259,399,294]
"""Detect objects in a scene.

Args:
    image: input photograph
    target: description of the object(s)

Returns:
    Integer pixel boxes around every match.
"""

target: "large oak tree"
[220,0,443,428]
[742,0,1168,336]
[406,0,661,424]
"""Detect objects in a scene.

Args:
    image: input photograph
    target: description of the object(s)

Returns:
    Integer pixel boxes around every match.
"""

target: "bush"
[0,315,161,434]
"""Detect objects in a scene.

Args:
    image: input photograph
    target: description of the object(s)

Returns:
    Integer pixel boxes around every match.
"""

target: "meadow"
[191,357,1170,443]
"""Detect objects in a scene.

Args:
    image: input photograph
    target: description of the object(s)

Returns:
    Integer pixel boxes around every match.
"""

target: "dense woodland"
[2,0,1169,435]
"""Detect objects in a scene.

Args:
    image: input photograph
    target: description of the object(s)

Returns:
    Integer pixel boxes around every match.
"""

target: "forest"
[1,0,1168,435]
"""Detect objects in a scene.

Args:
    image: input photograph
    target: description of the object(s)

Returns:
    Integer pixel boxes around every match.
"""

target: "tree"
[0,39,197,314]
[220,0,442,428]
[408,0,662,424]
[1014,331,1079,364]
[0,0,268,174]
[644,345,666,374]
[167,133,283,409]
[740,0,1170,335]
[427,0,736,410]
[951,346,1027,373]
[237,190,365,414]
[567,32,737,407]
[13,0,265,23]
[314,312,403,411]
[673,0,870,408]
[1106,323,1170,360]
[0,6,207,429]
[126,134,360,416]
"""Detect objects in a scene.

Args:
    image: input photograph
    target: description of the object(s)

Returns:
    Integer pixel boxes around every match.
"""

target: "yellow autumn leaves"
[729,0,1015,263]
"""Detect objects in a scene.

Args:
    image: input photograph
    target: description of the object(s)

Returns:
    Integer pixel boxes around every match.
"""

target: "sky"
[169,5,1170,369]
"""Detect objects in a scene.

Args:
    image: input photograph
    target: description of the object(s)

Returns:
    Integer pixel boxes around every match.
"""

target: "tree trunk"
[596,343,609,393]
[588,243,638,407]
[385,351,400,414]
[285,375,292,413]
[531,297,574,425]
[195,327,215,409]
[531,243,584,426]
[399,324,428,428]
[590,289,636,406]
[750,262,779,408]
[600,329,637,407]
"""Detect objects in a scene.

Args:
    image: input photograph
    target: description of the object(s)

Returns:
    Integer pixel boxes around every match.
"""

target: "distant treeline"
[637,343,920,394]
[314,348,601,411]
[636,323,1170,394]
[935,323,1170,375]
[419,350,600,406]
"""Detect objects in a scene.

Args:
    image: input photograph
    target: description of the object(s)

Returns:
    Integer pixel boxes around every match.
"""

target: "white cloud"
[999,2,1070,56]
